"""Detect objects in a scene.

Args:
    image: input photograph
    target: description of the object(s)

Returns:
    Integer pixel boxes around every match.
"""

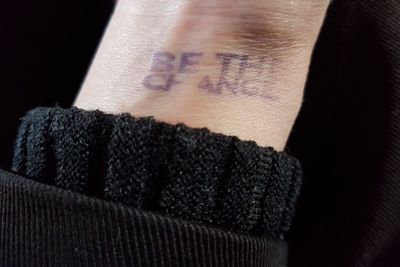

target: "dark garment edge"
[0,169,287,267]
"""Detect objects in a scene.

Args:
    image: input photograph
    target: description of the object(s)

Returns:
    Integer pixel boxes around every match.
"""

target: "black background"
[0,0,113,167]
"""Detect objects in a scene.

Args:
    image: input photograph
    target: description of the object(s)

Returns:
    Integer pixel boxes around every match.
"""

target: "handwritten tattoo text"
[143,52,276,100]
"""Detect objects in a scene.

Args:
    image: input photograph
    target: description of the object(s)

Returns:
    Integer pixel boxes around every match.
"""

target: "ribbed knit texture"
[0,169,287,267]
[12,107,302,240]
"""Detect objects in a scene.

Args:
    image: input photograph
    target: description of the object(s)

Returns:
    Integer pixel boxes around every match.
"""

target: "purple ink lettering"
[236,55,266,96]
[150,52,176,72]
[239,81,257,97]
[216,53,240,94]
[164,74,181,90]
[143,74,181,91]
[239,55,265,75]
[198,75,220,94]
[179,52,204,73]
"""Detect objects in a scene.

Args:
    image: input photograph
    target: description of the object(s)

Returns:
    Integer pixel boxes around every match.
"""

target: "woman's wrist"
[75,0,329,150]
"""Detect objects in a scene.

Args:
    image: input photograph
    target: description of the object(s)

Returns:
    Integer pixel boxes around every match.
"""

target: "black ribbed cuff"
[13,107,302,239]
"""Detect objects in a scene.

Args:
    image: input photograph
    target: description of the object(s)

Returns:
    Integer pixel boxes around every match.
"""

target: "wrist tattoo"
[142,52,277,100]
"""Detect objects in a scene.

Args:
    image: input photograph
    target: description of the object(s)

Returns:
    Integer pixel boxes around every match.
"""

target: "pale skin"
[75,0,330,151]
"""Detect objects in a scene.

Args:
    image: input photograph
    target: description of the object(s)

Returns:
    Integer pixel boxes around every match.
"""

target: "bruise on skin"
[227,12,300,54]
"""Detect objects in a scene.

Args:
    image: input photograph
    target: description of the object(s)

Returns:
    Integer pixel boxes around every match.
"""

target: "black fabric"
[0,169,287,267]
[12,107,301,240]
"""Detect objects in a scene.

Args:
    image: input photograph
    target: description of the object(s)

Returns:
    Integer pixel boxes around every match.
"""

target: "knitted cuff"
[13,107,302,239]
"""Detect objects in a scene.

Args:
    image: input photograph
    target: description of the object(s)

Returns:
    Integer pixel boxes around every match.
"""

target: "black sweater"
[1,107,301,266]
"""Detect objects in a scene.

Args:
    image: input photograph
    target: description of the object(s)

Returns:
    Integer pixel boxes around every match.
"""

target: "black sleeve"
[1,107,302,267]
